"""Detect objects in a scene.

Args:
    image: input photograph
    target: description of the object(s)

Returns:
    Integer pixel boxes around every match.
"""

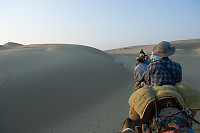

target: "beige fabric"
[128,83,200,119]
[175,84,200,109]
[153,41,175,57]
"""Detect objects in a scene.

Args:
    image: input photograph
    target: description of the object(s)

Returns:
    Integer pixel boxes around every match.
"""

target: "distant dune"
[0,42,24,50]
[0,39,199,133]
[105,39,200,54]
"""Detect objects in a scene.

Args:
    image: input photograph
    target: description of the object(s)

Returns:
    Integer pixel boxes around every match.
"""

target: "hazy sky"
[0,0,200,50]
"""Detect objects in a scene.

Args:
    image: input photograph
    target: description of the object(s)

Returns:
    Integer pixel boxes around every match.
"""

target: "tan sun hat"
[153,41,175,57]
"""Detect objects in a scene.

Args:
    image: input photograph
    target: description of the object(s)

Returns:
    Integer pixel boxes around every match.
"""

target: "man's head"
[153,41,175,57]
[136,56,144,64]
[144,55,149,60]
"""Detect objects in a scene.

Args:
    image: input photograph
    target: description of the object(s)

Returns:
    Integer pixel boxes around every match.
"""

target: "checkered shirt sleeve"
[144,60,182,87]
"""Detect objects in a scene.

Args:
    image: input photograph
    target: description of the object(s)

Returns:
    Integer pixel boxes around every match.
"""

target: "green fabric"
[128,83,200,119]
[175,83,200,109]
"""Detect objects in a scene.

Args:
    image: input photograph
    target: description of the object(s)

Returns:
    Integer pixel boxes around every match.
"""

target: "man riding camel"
[122,41,185,133]
[144,41,182,87]
[134,56,147,90]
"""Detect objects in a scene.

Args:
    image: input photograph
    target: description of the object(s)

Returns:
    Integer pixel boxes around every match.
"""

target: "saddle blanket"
[128,83,200,119]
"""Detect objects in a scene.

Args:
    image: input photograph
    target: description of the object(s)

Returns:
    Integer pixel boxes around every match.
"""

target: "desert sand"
[0,39,199,133]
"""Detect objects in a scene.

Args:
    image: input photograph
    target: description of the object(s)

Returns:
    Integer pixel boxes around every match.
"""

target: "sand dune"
[0,39,199,133]
[105,39,200,54]
[0,44,132,133]
[0,42,24,50]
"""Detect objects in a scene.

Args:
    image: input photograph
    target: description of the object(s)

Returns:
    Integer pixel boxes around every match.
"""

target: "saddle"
[129,84,200,119]
[149,98,193,132]
[129,97,182,125]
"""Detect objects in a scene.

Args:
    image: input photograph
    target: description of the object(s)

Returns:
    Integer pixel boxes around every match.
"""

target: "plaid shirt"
[144,58,182,87]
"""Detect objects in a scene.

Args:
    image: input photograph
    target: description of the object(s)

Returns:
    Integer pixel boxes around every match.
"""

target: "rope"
[188,115,200,126]
[161,109,184,119]
[159,108,200,126]
[154,101,159,133]
[121,128,135,133]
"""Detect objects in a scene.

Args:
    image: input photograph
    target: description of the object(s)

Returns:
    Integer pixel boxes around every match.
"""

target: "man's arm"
[134,67,137,79]
[176,64,182,83]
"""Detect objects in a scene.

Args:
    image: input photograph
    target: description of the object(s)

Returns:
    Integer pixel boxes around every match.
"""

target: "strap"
[188,114,200,126]
[159,60,177,83]
[122,128,135,133]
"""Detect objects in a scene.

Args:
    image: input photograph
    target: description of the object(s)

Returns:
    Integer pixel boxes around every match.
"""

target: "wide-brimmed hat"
[153,41,175,57]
